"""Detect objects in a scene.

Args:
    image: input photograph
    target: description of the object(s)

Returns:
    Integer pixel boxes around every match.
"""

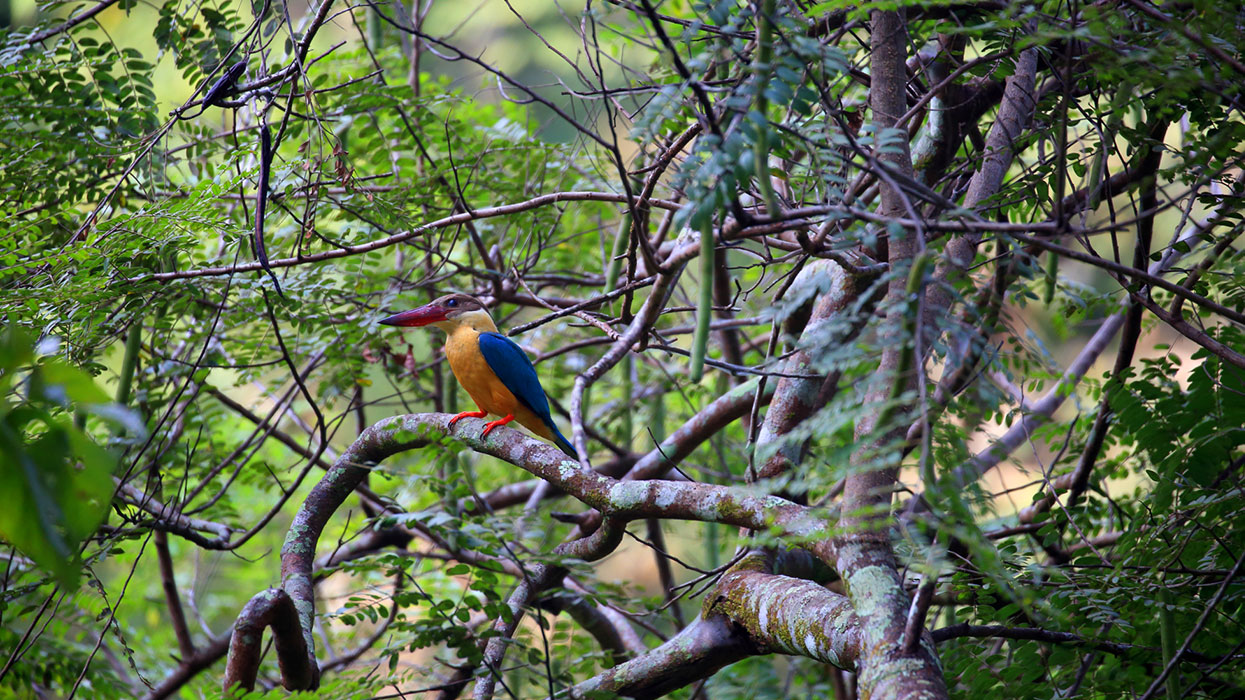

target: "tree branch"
[223,589,314,691]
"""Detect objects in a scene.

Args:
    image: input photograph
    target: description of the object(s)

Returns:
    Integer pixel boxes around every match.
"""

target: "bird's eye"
[446,299,458,307]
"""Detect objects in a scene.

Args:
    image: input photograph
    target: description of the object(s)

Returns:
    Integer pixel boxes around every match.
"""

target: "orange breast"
[444,327,553,441]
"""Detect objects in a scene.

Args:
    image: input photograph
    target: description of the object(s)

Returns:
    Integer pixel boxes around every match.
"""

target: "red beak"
[379,305,447,327]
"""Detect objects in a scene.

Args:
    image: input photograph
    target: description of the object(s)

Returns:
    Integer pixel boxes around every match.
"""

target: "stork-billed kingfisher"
[380,293,576,457]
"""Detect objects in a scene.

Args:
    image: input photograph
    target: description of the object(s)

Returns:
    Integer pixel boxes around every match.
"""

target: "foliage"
[0,328,136,588]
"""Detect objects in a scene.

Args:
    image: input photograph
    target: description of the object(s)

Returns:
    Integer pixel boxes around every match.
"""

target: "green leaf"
[0,331,119,588]
[0,414,113,589]
[38,361,112,405]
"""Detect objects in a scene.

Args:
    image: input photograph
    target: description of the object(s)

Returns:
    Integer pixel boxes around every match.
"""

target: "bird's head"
[379,293,497,333]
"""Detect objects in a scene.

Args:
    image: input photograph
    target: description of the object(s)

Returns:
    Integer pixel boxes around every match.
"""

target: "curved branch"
[568,567,863,698]
[227,412,839,692]
[565,615,755,699]
[223,589,313,691]
[705,568,860,668]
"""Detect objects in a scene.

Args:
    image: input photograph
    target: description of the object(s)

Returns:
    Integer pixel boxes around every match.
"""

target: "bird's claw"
[481,414,515,438]
[448,410,487,429]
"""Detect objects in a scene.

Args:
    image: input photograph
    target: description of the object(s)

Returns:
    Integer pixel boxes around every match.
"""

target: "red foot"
[448,410,487,429]
[481,414,515,438]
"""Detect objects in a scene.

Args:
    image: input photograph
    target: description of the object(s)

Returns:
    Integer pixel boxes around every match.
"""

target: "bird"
[379,293,577,458]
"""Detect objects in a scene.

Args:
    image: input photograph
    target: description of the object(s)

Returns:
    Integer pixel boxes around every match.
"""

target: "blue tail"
[549,422,578,459]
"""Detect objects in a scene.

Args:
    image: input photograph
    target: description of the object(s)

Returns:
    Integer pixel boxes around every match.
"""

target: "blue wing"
[477,332,575,456]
